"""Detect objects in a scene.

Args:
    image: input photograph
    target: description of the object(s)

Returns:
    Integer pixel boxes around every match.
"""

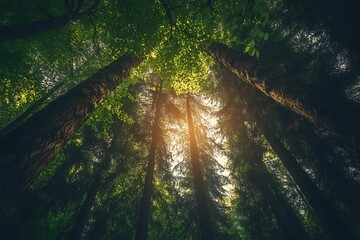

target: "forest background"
[0,0,360,239]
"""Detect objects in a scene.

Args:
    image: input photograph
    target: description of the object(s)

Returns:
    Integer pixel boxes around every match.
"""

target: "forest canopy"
[0,0,359,239]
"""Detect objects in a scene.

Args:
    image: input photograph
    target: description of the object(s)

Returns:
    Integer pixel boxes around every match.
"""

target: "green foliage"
[1,0,360,239]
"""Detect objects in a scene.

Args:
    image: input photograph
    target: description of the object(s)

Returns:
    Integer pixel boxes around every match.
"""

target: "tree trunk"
[0,0,100,43]
[67,129,121,240]
[209,43,360,147]
[296,121,360,226]
[254,117,357,239]
[88,208,108,240]
[238,121,309,240]
[0,54,141,213]
[255,158,309,240]
[186,95,214,240]
[0,81,64,137]
[135,84,163,240]
[67,170,103,240]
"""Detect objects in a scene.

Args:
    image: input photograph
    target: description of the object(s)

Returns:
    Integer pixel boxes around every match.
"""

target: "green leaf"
[264,33,269,41]
[248,47,256,56]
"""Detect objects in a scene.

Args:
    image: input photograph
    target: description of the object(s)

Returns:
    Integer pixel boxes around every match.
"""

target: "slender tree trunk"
[186,95,214,240]
[68,129,120,240]
[209,43,360,147]
[67,170,103,240]
[0,54,141,213]
[135,84,163,240]
[238,121,309,240]
[255,159,309,240]
[0,81,64,137]
[239,78,360,226]
[295,121,360,225]
[254,117,357,239]
[0,0,100,43]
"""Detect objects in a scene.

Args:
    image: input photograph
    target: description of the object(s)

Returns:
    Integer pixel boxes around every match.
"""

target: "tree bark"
[186,95,214,240]
[209,42,360,147]
[254,117,357,239]
[0,81,64,137]
[0,54,141,213]
[0,0,100,43]
[135,84,163,240]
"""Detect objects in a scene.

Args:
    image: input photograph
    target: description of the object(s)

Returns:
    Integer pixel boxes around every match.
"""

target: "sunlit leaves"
[134,36,214,95]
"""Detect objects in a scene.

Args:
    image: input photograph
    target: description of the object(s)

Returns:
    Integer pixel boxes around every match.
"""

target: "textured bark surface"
[0,54,141,212]
[186,95,214,240]
[209,43,360,147]
[0,0,100,43]
[255,118,357,239]
[135,85,163,240]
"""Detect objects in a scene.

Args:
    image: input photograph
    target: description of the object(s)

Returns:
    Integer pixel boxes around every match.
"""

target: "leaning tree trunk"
[238,120,309,240]
[254,117,357,239]
[253,153,309,240]
[186,95,214,240]
[0,81,64,137]
[0,54,141,213]
[0,0,100,43]
[135,84,163,240]
[67,169,103,240]
[68,129,121,240]
[294,121,360,223]
[209,43,360,147]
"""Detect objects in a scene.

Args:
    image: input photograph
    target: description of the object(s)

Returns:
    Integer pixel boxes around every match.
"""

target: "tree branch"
[159,0,204,42]
[89,15,103,53]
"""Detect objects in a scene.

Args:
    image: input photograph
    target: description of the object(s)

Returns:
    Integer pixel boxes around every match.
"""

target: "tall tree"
[209,43,360,147]
[243,126,309,240]
[67,127,121,240]
[253,116,357,239]
[215,68,309,239]
[135,82,163,240]
[0,54,141,212]
[185,94,214,240]
[277,114,360,224]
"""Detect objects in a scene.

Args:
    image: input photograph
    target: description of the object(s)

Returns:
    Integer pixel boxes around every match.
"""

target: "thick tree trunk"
[0,81,64,137]
[186,95,214,240]
[209,43,360,147]
[0,0,100,43]
[135,85,163,240]
[0,54,141,213]
[255,118,357,239]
